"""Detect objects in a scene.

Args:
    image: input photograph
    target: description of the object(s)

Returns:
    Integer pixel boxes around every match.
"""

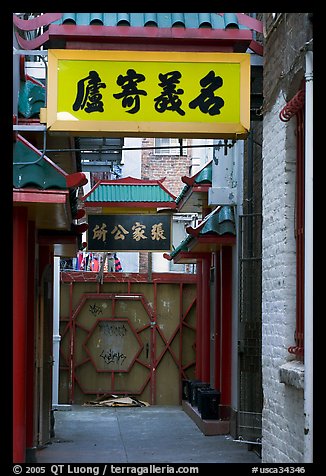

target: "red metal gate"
[59,272,197,405]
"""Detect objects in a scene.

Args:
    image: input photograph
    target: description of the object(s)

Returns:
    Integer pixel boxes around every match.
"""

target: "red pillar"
[214,250,221,390]
[195,260,202,380]
[26,221,36,456]
[13,207,28,463]
[220,246,232,405]
[201,255,210,383]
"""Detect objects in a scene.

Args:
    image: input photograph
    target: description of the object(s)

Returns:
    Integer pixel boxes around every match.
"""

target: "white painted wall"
[261,93,304,463]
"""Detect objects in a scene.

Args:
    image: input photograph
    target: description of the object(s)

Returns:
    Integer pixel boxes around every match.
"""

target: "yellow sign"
[44,49,250,139]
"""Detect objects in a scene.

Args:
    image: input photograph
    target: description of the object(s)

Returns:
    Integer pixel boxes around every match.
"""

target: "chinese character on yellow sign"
[44,50,250,139]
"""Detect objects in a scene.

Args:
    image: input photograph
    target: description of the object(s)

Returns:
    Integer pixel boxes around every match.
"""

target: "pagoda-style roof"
[83,176,177,209]
[164,205,235,262]
[175,160,212,213]
[13,134,88,254]
[13,13,263,55]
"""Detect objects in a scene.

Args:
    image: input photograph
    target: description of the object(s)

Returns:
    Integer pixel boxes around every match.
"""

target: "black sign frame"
[87,214,172,251]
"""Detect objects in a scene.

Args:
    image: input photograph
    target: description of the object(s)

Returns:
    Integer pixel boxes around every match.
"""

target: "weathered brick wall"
[262,94,304,462]
[261,13,312,463]
[141,137,192,198]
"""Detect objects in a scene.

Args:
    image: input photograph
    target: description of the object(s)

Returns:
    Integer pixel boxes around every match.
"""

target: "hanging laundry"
[114,253,122,272]
[107,252,115,272]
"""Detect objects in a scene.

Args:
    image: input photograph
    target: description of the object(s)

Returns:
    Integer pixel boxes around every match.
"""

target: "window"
[154,138,182,155]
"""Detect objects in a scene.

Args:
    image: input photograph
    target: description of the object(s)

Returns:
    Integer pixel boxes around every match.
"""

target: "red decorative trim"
[248,39,263,56]
[279,88,305,122]
[48,23,253,41]
[66,172,88,189]
[46,24,252,53]
[72,222,89,234]
[288,345,304,356]
[235,13,263,34]
[187,235,235,252]
[14,30,50,50]
[13,13,62,30]
[13,114,18,142]
[19,55,25,80]
[25,74,45,88]
[74,208,86,220]
[13,188,69,204]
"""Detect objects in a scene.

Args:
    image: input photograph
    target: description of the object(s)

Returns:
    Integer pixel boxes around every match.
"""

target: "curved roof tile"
[13,13,263,54]
[83,177,176,207]
[13,139,67,190]
[53,12,247,30]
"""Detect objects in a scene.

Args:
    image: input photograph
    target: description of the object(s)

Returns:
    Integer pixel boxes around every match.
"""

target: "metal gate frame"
[59,272,197,404]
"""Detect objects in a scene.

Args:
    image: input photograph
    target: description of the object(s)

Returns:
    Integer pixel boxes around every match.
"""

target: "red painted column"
[220,246,232,405]
[201,255,210,383]
[195,260,202,380]
[26,221,36,456]
[214,251,221,390]
[13,207,28,463]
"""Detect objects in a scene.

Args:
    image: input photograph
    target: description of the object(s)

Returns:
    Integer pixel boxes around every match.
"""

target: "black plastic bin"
[181,379,193,401]
[190,381,210,407]
[198,388,221,420]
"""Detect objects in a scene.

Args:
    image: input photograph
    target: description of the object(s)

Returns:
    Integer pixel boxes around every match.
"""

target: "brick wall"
[141,138,192,197]
[262,95,304,462]
[261,13,312,463]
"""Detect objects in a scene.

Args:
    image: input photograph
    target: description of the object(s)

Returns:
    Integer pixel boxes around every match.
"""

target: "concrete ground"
[35,405,261,464]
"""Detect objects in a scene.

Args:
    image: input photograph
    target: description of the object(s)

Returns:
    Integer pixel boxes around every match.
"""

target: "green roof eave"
[199,205,236,236]
[194,161,212,184]
[175,161,212,206]
[83,178,176,206]
[13,139,67,190]
[175,184,190,205]
[18,78,45,119]
[170,235,194,259]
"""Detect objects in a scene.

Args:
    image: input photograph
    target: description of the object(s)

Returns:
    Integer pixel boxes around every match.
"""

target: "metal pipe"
[304,48,313,463]
[13,48,48,56]
[15,143,224,153]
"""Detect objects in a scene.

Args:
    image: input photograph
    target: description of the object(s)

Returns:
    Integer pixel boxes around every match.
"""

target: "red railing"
[280,86,305,360]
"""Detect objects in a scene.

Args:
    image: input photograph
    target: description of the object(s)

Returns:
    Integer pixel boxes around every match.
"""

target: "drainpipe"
[304,48,313,463]
[52,256,61,407]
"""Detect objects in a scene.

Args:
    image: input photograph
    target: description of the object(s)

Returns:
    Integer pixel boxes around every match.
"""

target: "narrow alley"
[36,405,261,464]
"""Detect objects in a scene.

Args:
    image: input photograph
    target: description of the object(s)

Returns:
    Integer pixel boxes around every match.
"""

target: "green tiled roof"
[169,235,193,259]
[13,139,67,190]
[18,79,45,119]
[176,161,212,204]
[84,179,176,205]
[199,205,235,235]
[193,161,212,184]
[53,13,247,30]
[166,205,235,261]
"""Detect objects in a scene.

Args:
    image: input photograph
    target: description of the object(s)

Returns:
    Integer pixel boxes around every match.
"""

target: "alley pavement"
[35,404,261,464]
